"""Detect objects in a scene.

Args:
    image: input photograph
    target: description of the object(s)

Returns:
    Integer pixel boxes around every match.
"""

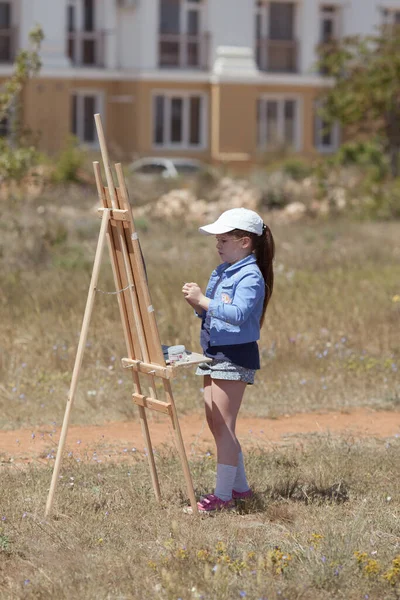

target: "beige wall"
[22,79,72,154]
[19,76,324,164]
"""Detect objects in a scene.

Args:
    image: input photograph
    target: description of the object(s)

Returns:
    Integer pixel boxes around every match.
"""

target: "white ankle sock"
[232,452,250,493]
[214,463,237,501]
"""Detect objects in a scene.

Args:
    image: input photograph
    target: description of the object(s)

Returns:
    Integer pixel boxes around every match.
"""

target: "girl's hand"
[182,282,203,303]
[182,283,210,311]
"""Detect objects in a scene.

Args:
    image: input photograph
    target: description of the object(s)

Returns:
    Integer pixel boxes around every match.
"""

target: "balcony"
[0,27,17,63]
[67,30,105,68]
[256,38,298,73]
[159,32,210,70]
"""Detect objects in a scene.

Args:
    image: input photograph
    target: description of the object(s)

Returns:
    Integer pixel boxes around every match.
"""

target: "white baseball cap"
[199,208,264,236]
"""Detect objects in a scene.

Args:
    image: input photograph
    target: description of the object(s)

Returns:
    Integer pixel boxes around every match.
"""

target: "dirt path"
[1,408,399,466]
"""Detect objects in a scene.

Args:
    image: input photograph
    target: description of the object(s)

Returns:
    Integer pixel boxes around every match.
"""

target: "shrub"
[52,136,85,184]
[282,158,313,181]
[0,138,38,181]
[329,140,388,182]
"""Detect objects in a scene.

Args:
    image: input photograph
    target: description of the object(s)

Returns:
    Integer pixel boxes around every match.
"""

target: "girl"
[182,207,275,512]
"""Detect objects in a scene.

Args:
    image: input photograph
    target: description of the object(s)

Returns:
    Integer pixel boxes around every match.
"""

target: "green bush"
[282,158,313,180]
[52,136,85,184]
[0,138,38,181]
[330,140,388,182]
[370,178,400,220]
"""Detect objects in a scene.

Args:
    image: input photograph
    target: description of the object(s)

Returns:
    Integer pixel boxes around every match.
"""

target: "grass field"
[0,185,399,598]
[0,188,399,429]
[1,437,399,599]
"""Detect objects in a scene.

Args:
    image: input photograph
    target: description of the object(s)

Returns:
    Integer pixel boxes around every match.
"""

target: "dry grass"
[1,185,400,599]
[1,436,399,599]
[0,187,399,429]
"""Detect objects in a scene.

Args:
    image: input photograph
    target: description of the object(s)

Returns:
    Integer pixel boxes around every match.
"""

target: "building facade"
[0,0,399,164]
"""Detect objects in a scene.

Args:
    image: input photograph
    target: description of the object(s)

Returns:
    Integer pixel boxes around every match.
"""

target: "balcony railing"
[0,28,17,63]
[256,39,298,73]
[68,30,105,67]
[159,32,210,70]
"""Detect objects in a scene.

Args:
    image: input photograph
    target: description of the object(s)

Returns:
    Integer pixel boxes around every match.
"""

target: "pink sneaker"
[197,494,235,512]
[232,488,253,500]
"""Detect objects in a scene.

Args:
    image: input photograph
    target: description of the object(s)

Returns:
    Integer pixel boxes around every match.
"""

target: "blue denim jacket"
[198,254,265,347]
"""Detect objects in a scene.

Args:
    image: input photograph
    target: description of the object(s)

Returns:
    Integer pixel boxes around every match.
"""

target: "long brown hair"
[229,225,275,326]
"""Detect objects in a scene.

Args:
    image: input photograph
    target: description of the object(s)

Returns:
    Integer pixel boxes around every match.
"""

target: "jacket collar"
[215,253,257,275]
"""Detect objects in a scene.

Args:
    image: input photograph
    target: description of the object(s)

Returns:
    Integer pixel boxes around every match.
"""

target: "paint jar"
[168,345,187,364]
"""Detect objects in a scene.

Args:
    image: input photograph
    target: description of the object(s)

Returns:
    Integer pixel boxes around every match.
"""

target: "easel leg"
[131,371,162,502]
[164,381,198,514]
[138,405,162,502]
[45,211,110,517]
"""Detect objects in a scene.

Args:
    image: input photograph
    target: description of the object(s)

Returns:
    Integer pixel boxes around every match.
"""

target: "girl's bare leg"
[203,375,214,435]
[210,379,247,466]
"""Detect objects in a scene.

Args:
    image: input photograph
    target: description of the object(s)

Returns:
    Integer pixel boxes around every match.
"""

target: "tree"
[317,25,400,177]
[0,25,44,180]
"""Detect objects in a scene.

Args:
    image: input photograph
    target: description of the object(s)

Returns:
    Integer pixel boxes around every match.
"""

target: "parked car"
[129,157,206,179]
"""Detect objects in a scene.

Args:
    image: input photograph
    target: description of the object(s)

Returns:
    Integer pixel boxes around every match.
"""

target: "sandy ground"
[1,408,399,467]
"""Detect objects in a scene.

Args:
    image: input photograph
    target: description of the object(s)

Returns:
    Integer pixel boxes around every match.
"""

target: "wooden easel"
[45,114,209,517]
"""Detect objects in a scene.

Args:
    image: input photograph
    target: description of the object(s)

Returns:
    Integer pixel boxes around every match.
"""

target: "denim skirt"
[195,359,255,384]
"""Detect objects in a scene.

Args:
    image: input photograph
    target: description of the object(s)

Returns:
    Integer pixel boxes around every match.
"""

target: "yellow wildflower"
[216,541,227,554]
[197,549,211,562]
[382,555,400,586]
[364,559,381,577]
[175,548,189,560]
[309,533,324,548]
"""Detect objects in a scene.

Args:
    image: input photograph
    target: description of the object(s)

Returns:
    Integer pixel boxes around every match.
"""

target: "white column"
[208,0,254,70]
[299,0,320,75]
[102,0,118,69]
[20,0,70,69]
[136,0,158,70]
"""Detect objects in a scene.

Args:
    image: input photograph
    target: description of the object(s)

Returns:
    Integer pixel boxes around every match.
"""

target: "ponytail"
[228,225,275,327]
[254,224,275,326]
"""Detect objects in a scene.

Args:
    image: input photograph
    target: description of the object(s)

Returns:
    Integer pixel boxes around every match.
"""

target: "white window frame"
[319,5,341,43]
[257,94,303,152]
[67,0,99,31]
[255,0,300,36]
[152,90,208,151]
[181,0,206,66]
[314,105,340,153]
[382,6,400,28]
[71,89,105,148]
[255,1,300,72]
[181,0,205,34]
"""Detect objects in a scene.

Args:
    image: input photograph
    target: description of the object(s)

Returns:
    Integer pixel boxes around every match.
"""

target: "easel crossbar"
[132,393,172,415]
[121,358,174,379]
[97,207,129,221]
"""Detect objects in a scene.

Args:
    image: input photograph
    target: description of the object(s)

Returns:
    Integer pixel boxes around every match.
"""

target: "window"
[67,0,102,67]
[382,8,400,30]
[83,0,94,32]
[159,0,207,68]
[258,97,301,150]
[160,0,180,34]
[269,2,295,40]
[153,93,206,149]
[314,106,339,153]
[71,91,103,146]
[0,1,12,62]
[255,2,298,72]
[320,5,340,43]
